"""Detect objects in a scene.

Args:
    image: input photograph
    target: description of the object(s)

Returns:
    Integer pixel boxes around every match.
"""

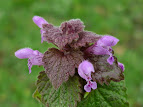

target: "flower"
[97,35,119,47]
[78,60,97,92]
[118,62,125,71]
[33,16,48,43]
[86,35,119,65]
[84,81,97,92]
[15,48,43,74]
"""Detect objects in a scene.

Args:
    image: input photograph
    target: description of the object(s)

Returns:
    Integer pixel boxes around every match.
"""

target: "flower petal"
[33,16,48,28]
[29,55,43,66]
[87,45,111,55]
[107,55,114,65]
[15,48,34,59]
[28,59,32,74]
[90,81,97,90]
[97,35,119,47]
[118,62,125,71]
[78,60,94,81]
[40,29,46,43]
[84,82,91,92]
[27,53,43,73]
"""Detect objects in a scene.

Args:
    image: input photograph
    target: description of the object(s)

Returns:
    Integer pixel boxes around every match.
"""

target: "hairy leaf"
[70,31,101,49]
[88,55,124,85]
[35,71,82,107]
[42,19,84,49]
[78,81,129,107]
[42,48,84,89]
[60,19,85,35]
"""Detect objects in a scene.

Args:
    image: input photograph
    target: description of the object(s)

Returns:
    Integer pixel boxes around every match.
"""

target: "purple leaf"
[42,19,85,49]
[60,19,85,34]
[42,48,84,89]
[87,54,124,85]
[71,31,101,49]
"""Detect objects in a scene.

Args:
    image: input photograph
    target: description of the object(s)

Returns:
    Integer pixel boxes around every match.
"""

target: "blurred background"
[0,0,143,107]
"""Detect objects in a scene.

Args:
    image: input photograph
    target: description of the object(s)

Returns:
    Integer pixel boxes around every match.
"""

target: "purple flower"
[78,60,95,81]
[78,60,97,92]
[97,35,119,47]
[107,55,115,65]
[15,48,43,74]
[84,81,97,92]
[86,35,119,65]
[33,16,48,43]
[118,62,125,72]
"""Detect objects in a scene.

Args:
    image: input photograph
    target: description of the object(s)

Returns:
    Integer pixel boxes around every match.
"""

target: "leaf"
[35,71,82,107]
[42,19,84,49]
[88,55,124,85]
[77,81,129,107]
[42,48,84,89]
[60,19,85,35]
[70,31,101,49]
[33,89,42,103]
[84,92,89,98]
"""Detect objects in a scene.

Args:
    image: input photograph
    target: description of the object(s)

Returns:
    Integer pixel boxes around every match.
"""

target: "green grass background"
[0,0,143,107]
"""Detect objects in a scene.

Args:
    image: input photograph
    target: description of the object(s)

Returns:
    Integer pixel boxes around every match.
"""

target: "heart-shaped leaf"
[88,55,124,85]
[34,71,83,107]
[42,48,84,89]
[78,81,129,107]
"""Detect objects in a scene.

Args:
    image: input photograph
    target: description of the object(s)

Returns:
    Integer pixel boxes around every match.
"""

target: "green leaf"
[34,71,82,107]
[78,81,129,107]
[33,89,42,103]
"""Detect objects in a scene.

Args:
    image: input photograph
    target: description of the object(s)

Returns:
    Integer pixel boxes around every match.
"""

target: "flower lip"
[107,55,115,65]
[84,81,97,92]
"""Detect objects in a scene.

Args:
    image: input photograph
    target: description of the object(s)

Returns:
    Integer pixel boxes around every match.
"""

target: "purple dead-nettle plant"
[15,16,126,106]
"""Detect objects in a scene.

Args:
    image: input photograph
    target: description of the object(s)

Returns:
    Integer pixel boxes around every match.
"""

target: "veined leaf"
[78,81,129,107]
[34,71,82,107]
[42,48,84,89]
